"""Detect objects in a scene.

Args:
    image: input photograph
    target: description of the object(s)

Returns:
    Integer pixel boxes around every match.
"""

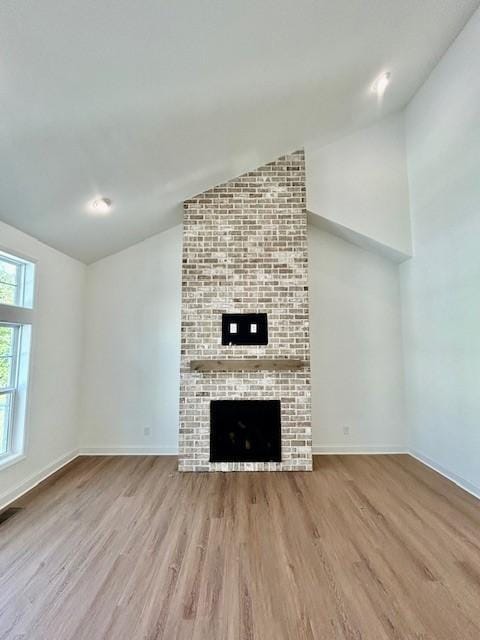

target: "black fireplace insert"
[210,400,281,463]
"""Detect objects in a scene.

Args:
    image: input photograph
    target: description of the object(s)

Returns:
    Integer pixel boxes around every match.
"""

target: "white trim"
[0,244,38,267]
[0,452,26,471]
[0,449,79,511]
[0,302,34,325]
[409,449,480,501]
[79,446,178,456]
[2,447,478,514]
[313,445,407,455]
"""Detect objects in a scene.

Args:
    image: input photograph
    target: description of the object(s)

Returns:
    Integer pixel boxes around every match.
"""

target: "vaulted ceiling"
[1,0,478,262]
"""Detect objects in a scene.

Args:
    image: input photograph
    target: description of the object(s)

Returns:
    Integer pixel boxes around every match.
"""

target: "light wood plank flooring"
[1,455,480,639]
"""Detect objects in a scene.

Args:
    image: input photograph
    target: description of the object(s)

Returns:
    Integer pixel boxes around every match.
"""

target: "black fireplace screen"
[210,400,281,463]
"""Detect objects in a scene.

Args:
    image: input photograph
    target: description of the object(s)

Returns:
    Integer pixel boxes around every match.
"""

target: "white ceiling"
[0,0,478,263]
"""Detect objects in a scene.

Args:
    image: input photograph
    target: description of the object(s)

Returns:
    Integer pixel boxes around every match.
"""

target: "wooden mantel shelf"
[190,358,306,372]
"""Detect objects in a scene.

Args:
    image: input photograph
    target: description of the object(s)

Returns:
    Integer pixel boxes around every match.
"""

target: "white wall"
[309,225,406,452]
[0,221,86,507]
[80,223,405,453]
[306,112,412,261]
[2,3,478,495]
[401,7,480,493]
[80,225,182,453]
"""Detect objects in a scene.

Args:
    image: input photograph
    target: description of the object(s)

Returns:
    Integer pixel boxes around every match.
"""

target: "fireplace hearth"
[210,400,281,463]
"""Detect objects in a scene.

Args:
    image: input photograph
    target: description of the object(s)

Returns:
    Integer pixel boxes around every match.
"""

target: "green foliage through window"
[0,392,12,454]
[0,250,34,460]
[0,326,16,388]
[0,258,20,306]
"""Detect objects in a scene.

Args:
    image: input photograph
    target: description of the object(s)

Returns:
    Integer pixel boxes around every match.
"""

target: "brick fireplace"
[178,150,312,472]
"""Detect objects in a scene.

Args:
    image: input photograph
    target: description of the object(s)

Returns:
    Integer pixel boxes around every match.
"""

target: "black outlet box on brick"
[221,313,268,345]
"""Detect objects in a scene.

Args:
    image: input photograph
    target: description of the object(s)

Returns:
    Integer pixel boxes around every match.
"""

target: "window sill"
[0,452,26,471]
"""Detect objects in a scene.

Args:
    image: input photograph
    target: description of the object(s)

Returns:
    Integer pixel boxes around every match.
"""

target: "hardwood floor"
[1,455,480,639]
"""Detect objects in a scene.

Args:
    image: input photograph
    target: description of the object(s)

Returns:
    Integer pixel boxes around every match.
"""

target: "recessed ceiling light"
[90,197,112,214]
[372,71,391,97]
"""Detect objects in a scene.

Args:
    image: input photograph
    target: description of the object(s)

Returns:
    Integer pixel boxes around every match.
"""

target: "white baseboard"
[2,446,478,513]
[313,445,407,455]
[83,445,405,457]
[79,446,178,456]
[409,449,480,500]
[0,449,79,511]
[83,445,406,456]
[0,447,177,511]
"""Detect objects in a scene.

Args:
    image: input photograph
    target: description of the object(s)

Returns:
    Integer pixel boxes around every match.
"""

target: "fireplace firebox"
[210,400,281,463]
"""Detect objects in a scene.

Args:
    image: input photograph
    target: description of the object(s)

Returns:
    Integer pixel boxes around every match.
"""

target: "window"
[0,325,20,455]
[0,250,35,466]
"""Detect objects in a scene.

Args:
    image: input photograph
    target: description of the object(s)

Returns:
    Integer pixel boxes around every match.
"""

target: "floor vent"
[0,507,23,526]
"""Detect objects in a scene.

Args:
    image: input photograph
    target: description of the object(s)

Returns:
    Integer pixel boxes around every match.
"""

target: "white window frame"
[0,324,19,452]
[0,248,36,469]
[0,254,27,307]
